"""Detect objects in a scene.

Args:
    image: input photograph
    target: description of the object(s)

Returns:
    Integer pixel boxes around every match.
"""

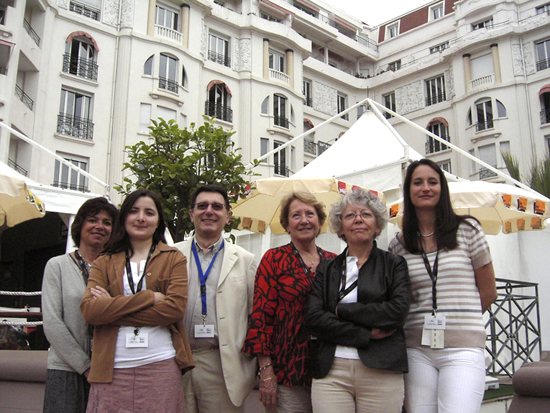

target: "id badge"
[421,314,446,348]
[126,332,149,348]
[195,324,215,338]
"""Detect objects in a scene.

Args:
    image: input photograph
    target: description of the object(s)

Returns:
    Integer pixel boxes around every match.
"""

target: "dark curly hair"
[71,197,119,248]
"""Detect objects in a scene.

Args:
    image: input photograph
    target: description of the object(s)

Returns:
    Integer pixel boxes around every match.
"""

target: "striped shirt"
[389,219,492,349]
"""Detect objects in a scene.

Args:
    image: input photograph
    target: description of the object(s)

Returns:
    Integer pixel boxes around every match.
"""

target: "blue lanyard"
[191,240,224,316]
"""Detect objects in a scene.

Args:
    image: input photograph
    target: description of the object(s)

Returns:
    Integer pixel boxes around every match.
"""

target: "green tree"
[115,117,259,242]
[501,151,550,198]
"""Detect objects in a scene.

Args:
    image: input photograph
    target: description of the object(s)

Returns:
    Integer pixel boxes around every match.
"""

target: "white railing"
[269,69,290,85]
[155,25,183,43]
[470,73,495,90]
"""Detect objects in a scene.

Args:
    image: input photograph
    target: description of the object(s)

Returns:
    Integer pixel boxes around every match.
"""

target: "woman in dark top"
[243,191,336,413]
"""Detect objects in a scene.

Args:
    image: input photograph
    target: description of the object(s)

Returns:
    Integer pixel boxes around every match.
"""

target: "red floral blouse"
[242,243,336,386]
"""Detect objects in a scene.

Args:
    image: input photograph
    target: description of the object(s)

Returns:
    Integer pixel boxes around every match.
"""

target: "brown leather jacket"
[80,242,194,383]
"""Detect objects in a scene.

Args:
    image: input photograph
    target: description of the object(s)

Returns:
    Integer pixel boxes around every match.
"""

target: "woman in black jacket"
[305,188,410,413]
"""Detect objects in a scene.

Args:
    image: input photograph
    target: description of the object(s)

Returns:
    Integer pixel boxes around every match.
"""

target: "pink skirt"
[87,358,184,413]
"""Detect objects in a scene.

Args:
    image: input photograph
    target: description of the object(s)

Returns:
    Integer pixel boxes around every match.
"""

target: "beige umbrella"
[0,163,46,227]
[388,181,550,235]
[232,177,385,234]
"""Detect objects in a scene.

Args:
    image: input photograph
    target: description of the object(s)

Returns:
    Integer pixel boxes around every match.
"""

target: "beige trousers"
[266,384,312,413]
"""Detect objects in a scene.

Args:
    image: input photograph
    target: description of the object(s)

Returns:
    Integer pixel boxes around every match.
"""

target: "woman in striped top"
[389,159,497,413]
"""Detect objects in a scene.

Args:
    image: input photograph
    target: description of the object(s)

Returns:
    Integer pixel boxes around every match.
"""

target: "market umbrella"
[388,181,550,235]
[231,177,385,234]
[0,163,46,227]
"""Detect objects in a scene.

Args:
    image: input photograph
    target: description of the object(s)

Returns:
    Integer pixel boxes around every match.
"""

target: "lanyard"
[125,244,156,295]
[419,240,439,315]
[74,250,91,284]
[337,256,359,302]
[290,242,323,282]
[192,240,224,316]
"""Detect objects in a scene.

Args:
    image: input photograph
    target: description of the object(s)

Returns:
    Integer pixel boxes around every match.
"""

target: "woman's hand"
[89,286,111,299]
[258,365,277,410]
[153,292,166,303]
[371,328,396,339]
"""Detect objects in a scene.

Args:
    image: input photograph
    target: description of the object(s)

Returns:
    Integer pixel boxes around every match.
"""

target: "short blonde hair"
[279,191,327,233]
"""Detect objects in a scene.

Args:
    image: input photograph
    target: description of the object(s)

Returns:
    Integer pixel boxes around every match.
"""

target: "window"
[471,54,494,81]
[159,54,178,93]
[430,41,449,54]
[472,18,493,30]
[496,100,507,118]
[156,4,178,30]
[383,92,396,119]
[388,60,401,71]
[426,121,449,154]
[139,103,152,133]
[541,91,550,124]
[274,94,288,128]
[260,138,269,162]
[536,39,550,71]
[63,36,98,81]
[209,33,230,67]
[157,106,176,122]
[261,96,269,114]
[274,141,288,176]
[475,99,493,131]
[69,0,100,21]
[425,75,446,106]
[478,144,497,179]
[269,50,285,73]
[438,160,451,174]
[337,93,348,120]
[430,3,443,20]
[260,11,282,22]
[53,153,89,192]
[536,3,550,14]
[303,79,312,107]
[206,83,232,122]
[387,23,399,39]
[57,89,93,140]
[144,55,153,75]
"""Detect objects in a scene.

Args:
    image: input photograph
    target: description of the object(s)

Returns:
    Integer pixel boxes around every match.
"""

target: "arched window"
[206,81,232,122]
[274,94,288,128]
[425,119,449,154]
[159,53,178,93]
[144,55,153,76]
[64,33,98,81]
[540,85,550,124]
[467,98,507,131]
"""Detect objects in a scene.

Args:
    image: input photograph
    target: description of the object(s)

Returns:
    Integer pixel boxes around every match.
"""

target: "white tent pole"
[0,121,110,196]
[245,98,371,170]
[366,99,537,195]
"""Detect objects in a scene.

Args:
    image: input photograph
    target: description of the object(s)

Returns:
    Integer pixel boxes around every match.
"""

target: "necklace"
[420,231,435,237]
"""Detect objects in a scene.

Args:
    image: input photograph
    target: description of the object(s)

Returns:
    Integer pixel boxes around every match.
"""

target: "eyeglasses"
[194,202,226,211]
[342,211,373,222]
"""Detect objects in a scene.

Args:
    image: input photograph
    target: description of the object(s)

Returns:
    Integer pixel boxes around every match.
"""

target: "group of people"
[41,159,497,413]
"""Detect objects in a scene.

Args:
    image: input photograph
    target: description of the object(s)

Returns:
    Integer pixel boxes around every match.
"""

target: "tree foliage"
[501,151,550,198]
[115,117,259,242]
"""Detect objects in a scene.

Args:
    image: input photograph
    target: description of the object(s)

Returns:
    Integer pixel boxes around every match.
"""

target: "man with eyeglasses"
[175,184,259,413]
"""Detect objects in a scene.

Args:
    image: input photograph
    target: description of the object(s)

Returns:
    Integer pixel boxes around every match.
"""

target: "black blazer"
[304,244,410,379]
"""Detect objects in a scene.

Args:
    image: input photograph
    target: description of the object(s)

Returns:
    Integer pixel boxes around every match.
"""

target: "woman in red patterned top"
[243,191,336,413]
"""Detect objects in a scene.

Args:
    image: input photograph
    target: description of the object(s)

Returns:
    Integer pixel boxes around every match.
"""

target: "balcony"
[62,54,98,81]
[274,116,289,129]
[304,138,316,155]
[479,167,497,180]
[208,50,230,67]
[269,69,290,85]
[537,58,550,72]
[317,141,330,155]
[475,120,494,132]
[53,181,89,192]
[158,76,178,93]
[57,113,94,140]
[470,74,495,90]
[425,137,449,154]
[541,108,550,125]
[155,25,182,43]
[69,0,100,21]
[274,164,290,177]
[23,19,40,47]
[205,101,233,123]
[8,159,28,176]
[425,93,446,107]
[15,84,33,111]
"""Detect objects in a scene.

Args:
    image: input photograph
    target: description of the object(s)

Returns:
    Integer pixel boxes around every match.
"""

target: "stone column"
[263,39,269,79]
[491,43,502,83]
[181,4,190,49]
[463,53,471,93]
[286,49,294,89]
[147,0,156,36]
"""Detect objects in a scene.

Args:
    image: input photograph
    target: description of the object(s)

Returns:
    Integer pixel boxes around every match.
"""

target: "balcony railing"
[274,116,289,129]
[23,19,40,47]
[158,76,178,93]
[62,54,98,81]
[304,138,316,155]
[15,84,34,111]
[356,35,378,52]
[205,101,233,123]
[317,141,331,155]
[475,120,494,132]
[425,93,446,107]
[57,113,94,140]
[536,58,550,71]
[155,25,183,43]
[53,181,89,192]
[274,164,291,177]
[208,50,231,67]
[269,69,290,85]
[470,74,495,90]
[541,108,550,124]
[8,159,28,176]
[479,167,497,180]
[425,137,449,154]
[69,0,100,21]
[305,97,312,107]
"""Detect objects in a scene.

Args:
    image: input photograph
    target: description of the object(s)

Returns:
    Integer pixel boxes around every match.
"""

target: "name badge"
[126,332,149,348]
[421,314,446,348]
[195,324,215,338]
